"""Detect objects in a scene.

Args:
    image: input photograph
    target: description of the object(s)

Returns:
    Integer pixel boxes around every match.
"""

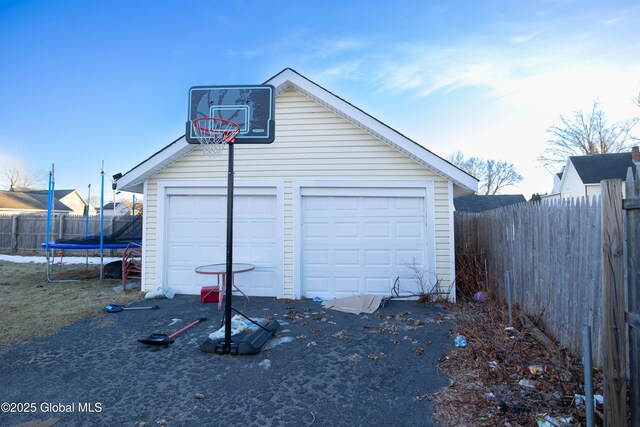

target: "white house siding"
[559,162,585,200]
[142,88,454,298]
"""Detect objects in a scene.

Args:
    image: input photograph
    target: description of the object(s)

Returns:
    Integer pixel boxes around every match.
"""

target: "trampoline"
[42,164,141,282]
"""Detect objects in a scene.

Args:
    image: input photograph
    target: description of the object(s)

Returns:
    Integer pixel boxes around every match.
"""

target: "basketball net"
[192,117,241,156]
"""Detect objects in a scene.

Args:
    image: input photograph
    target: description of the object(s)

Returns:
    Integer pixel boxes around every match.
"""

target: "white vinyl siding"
[142,88,454,298]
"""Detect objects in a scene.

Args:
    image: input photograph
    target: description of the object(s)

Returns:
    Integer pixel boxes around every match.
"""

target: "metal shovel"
[138,318,207,346]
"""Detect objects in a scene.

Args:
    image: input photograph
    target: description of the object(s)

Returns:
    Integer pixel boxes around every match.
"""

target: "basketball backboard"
[186,85,275,144]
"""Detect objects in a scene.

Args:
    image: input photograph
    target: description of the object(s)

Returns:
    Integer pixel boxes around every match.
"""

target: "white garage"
[114,68,477,301]
[158,184,283,296]
[297,185,435,298]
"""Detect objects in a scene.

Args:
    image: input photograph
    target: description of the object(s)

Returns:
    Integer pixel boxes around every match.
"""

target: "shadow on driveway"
[0,296,453,426]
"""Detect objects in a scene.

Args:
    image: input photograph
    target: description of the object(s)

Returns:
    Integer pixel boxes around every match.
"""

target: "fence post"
[10,215,18,254]
[600,179,627,426]
[58,214,65,239]
[624,166,640,427]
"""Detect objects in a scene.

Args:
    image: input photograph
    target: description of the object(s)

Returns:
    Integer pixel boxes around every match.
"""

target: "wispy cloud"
[599,17,624,26]
[510,31,541,44]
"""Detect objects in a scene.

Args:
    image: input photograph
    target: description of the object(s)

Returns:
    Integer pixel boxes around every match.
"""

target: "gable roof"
[569,152,635,184]
[115,68,478,195]
[0,190,73,212]
[454,194,527,212]
[15,188,80,200]
[103,202,128,210]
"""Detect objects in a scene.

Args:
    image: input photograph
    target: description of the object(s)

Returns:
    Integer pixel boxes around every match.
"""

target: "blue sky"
[1,0,639,201]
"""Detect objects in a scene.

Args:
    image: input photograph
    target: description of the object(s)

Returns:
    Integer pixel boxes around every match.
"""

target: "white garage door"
[301,193,430,298]
[165,193,280,296]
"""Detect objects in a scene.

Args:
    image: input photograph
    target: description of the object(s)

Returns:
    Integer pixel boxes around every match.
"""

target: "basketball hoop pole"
[224,142,234,353]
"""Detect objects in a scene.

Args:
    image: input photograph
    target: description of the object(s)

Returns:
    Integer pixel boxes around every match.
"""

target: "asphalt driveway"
[0,296,452,427]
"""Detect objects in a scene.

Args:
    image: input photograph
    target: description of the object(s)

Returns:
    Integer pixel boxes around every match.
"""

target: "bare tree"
[1,164,46,190]
[448,152,523,195]
[539,100,639,170]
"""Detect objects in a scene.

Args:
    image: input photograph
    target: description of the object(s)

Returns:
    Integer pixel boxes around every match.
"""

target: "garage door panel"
[166,193,279,296]
[249,270,278,294]
[364,277,392,294]
[246,245,277,264]
[334,221,359,238]
[167,243,197,263]
[363,222,391,238]
[365,250,391,267]
[334,197,359,211]
[397,250,425,265]
[304,277,330,294]
[396,221,424,239]
[168,220,196,240]
[301,194,429,298]
[304,222,330,238]
[334,249,359,266]
[196,221,225,240]
[304,250,329,266]
[198,196,225,213]
[363,197,390,211]
[335,277,359,293]
[250,220,277,240]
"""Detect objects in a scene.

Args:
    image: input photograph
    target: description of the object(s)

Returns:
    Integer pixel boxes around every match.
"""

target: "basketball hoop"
[192,117,241,156]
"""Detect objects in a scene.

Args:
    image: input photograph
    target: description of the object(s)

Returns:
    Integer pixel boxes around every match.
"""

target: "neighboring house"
[100,202,131,217]
[115,68,478,301]
[0,189,73,215]
[541,147,640,202]
[12,187,94,215]
[454,194,527,212]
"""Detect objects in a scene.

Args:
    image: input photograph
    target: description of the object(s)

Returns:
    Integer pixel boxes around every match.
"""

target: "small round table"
[195,263,255,310]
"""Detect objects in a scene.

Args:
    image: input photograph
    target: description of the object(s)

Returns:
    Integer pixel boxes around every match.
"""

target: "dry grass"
[0,260,143,349]
[433,296,604,426]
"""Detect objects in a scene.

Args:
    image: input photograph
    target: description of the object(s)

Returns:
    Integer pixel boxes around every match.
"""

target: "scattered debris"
[331,330,348,340]
[433,298,604,427]
[518,379,536,389]
[524,365,546,377]
[348,354,362,362]
[414,347,424,355]
[416,393,433,401]
[453,335,467,347]
[306,341,317,347]
[391,339,400,345]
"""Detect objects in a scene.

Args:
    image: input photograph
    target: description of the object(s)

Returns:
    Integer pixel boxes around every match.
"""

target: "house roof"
[569,152,636,184]
[115,68,478,195]
[454,194,527,212]
[0,190,73,212]
[15,188,80,200]
[103,202,128,210]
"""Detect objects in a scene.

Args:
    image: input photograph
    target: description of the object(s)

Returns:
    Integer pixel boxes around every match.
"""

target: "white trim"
[448,180,456,303]
[141,180,148,291]
[117,139,196,193]
[292,179,437,299]
[155,179,284,297]
[117,69,478,195]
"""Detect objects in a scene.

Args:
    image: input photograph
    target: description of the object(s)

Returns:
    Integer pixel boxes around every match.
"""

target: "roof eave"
[116,137,196,193]
[117,68,479,195]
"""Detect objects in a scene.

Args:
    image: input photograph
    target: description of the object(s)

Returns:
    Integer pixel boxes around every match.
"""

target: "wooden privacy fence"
[455,168,640,425]
[455,195,604,362]
[0,214,138,254]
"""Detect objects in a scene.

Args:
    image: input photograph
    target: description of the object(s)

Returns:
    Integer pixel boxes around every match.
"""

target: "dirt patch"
[0,260,143,349]
[433,297,604,426]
